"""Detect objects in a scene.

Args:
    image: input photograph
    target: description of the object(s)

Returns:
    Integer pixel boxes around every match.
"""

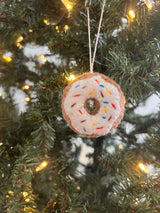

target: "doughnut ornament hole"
[84,98,100,115]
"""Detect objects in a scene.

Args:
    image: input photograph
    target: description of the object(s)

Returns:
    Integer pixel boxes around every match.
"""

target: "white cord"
[87,0,106,73]
[87,7,92,73]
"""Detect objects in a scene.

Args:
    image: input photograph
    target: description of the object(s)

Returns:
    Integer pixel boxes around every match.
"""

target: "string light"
[0,92,2,97]
[128,10,135,19]
[29,29,33,32]
[138,163,149,174]
[43,19,50,25]
[0,142,3,146]
[144,0,153,9]
[119,144,123,149]
[23,192,28,197]
[39,55,47,63]
[56,26,60,33]
[64,25,69,30]
[22,85,30,90]
[17,43,22,49]
[8,191,14,195]
[36,161,48,172]
[2,173,4,178]
[61,0,73,11]
[66,74,76,81]
[2,55,12,63]
[16,36,23,43]
[25,97,30,102]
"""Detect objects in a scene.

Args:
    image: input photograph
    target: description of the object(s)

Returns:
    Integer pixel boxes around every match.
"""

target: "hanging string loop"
[86,0,106,73]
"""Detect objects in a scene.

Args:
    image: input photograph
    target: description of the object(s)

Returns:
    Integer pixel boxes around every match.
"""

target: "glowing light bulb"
[66,74,76,81]
[3,55,12,63]
[0,92,2,97]
[128,10,135,19]
[23,192,28,197]
[61,0,73,11]
[144,0,153,9]
[64,25,69,30]
[25,97,30,102]
[17,43,22,49]
[17,36,23,43]
[39,55,47,63]
[67,3,72,10]
[138,163,149,174]
[36,161,48,172]
[43,19,50,25]
[8,191,14,195]
[29,29,33,32]
[0,142,3,146]
[119,144,123,149]
[22,85,30,90]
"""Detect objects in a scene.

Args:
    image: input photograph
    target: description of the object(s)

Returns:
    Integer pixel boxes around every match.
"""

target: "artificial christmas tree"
[0,0,160,212]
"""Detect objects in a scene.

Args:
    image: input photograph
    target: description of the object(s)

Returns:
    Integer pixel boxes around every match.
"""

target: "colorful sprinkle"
[108,116,112,121]
[72,114,74,117]
[99,84,104,87]
[104,107,107,113]
[82,86,86,89]
[71,103,76,108]
[81,120,86,123]
[96,127,104,130]
[89,89,95,95]
[79,109,83,114]
[100,91,104,98]
[106,89,112,94]
[102,116,106,119]
[93,123,100,126]
[95,79,99,84]
[74,94,81,97]
[75,85,80,88]
[103,101,109,104]
[83,128,87,132]
[112,103,116,109]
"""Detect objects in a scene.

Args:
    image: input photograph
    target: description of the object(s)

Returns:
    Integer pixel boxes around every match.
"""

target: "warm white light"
[67,74,76,81]
[17,43,22,49]
[25,97,30,102]
[0,92,2,97]
[119,144,123,149]
[67,3,72,10]
[64,25,69,30]
[22,85,30,90]
[144,0,153,9]
[61,0,73,11]
[39,55,47,63]
[17,36,23,43]
[138,163,149,173]
[23,192,28,197]
[43,19,50,25]
[36,161,48,172]
[128,10,135,19]
[3,55,12,63]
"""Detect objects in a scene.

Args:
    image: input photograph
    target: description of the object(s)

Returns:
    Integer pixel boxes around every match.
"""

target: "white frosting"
[63,75,121,136]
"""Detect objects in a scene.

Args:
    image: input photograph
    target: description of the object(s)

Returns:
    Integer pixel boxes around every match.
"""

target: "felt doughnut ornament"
[61,72,125,138]
[61,1,125,137]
